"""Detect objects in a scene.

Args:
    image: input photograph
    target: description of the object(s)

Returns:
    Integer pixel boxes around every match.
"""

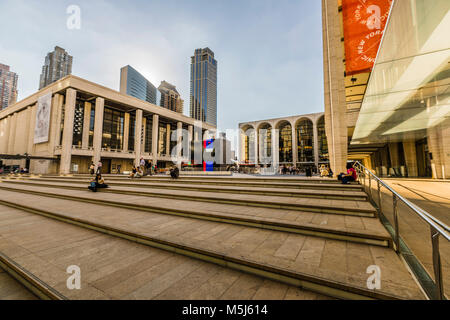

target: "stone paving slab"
[1,180,376,216]
[0,205,328,300]
[0,184,388,241]
[0,190,424,299]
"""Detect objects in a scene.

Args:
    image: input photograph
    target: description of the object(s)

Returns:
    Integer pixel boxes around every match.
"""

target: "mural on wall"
[34,92,52,144]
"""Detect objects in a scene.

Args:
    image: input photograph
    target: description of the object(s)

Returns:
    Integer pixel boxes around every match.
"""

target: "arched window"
[296,119,314,162]
[278,122,292,163]
[258,124,272,164]
[317,116,328,162]
[243,127,255,163]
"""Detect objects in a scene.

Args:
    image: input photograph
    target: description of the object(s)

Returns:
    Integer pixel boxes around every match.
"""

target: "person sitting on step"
[88,174,109,192]
[170,166,179,179]
[338,163,357,184]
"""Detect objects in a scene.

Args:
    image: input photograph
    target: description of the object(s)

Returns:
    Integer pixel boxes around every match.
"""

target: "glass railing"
[354,161,449,300]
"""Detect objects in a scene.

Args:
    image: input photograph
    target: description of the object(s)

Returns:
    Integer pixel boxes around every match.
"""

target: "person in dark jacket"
[170,166,180,179]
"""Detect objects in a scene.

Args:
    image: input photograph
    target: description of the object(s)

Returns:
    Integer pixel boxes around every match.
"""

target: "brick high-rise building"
[158,81,183,114]
[0,63,18,110]
[39,46,73,90]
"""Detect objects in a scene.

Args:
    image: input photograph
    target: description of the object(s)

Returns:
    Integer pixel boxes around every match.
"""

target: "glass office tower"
[190,48,217,126]
[120,65,158,105]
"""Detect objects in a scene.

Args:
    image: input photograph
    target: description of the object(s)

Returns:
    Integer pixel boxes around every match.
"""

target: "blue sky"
[0,0,324,131]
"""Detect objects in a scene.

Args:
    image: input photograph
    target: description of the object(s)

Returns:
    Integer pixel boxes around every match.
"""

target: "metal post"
[393,194,400,252]
[377,180,382,216]
[368,173,372,202]
[430,226,444,300]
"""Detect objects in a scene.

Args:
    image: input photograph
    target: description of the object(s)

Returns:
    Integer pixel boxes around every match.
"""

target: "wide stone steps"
[0,179,376,217]
[0,204,330,300]
[0,187,424,299]
[34,174,364,191]
[10,177,368,201]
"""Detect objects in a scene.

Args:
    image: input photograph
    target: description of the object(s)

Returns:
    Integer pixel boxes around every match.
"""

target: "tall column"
[54,95,64,147]
[49,94,63,154]
[152,114,159,164]
[291,125,298,166]
[188,125,193,162]
[388,142,400,176]
[3,115,11,154]
[141,117,146,153]
[92,97,104,165]
[165,123,171,156]
[441,123,450,179]
[123,112,130,152]
[322,0,348,176]
[380,146,390,176]
[254,129,259,165]
[313,121,319,169]
[60,88,77,174]
[27,106,37,155]
[403,141,418,177]
[134,109,143,166]
[272,128,279,170]
[7,113,17,154]
[82,101,91,149]
[176,122,183,168]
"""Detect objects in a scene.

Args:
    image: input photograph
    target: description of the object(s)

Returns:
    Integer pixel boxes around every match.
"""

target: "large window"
[72,100,84,147]
[88,106,95,147]
[169,125,177,157]
[128,113,135,151]
[243,128,255,163]
[317,117,328,162]
[258,124,272,164]
[145,116,153,153]
[158,122,167,155]
[278,122,292,163]
[296,119,314,162]
[102,107,124,150]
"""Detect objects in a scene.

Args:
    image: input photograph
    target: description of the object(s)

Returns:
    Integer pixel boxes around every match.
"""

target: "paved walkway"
[0,267,37,300]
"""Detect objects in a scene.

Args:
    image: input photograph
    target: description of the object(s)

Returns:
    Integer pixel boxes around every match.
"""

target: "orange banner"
[342,0,393,75]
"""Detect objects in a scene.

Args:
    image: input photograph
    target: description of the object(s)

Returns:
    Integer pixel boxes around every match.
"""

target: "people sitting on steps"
[170,166,180,179]
[129,166,143,179]
[88,173,109,192]
[338,162,358,184]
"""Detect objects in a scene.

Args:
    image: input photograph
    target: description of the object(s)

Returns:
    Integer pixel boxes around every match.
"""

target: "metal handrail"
[354,162,450,239]
[353,161,448,300]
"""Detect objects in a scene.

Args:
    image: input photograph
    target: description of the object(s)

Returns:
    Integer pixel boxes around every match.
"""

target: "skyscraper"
[190,48,217,126]
[0,63,18,110]
[158,80,184,114]
[120,65,158,105]
[39,46,73,90]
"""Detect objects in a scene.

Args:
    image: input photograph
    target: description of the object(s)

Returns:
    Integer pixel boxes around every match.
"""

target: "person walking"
[89,162,95,176]
[139,157,146,173]
[117,164,121,174]
[96,160,102,174]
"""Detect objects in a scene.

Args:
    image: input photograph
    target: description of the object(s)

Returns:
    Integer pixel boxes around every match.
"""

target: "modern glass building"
[322,0,450,179]
[120,65,159,105]
[190,48,217,126]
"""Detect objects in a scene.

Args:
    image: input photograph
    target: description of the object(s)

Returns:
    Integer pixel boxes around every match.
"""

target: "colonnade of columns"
[57,88,199,174]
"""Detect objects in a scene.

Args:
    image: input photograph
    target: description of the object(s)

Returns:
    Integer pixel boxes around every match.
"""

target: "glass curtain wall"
[317,117,328,162]
[258,124,272,164]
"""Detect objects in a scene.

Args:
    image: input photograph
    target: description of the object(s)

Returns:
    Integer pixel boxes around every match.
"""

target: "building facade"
[322,0,450,179]
[120,65,159,105]
[0,75,216,174]
[0,63,18,110]
[239,112,327,170]
[158,81,184,114]
[190,48,217,126]
[39,46,73,90]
